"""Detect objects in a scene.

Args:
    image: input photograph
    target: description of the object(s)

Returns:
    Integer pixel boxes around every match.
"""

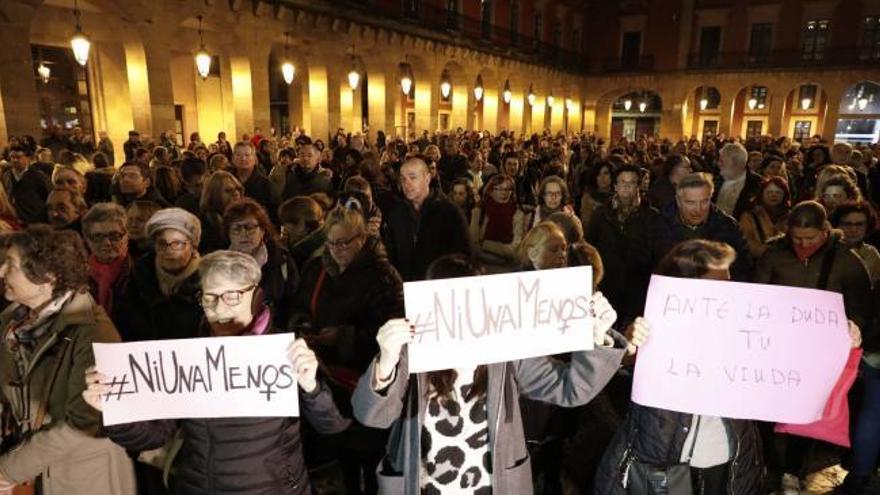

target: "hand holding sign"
[591,292,618,346]
[83,366,109,412]
[375,318,414,381]
[287,338,318,393]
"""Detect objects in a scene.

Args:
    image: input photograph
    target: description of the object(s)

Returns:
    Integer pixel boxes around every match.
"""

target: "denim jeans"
[849,362,880,477]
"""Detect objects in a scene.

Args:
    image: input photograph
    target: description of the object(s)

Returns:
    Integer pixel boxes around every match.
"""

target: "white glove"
[590,291,617,346]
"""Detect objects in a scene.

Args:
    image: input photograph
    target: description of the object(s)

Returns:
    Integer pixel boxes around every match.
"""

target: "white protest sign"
[93,334,298,426]
[632,275,851,424]
[404,266,593,373]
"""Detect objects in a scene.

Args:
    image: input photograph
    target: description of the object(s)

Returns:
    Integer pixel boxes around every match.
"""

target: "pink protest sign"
[632,275,851,424]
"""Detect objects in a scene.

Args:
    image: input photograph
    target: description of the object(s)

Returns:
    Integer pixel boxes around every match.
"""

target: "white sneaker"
[779,473,802,495]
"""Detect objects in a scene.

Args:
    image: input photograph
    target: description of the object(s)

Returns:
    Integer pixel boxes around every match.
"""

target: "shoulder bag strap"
[309,267,327,322]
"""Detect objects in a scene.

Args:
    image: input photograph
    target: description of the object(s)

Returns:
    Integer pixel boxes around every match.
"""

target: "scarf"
[252,242,269,268]
[6,291,74,351]
[482,198,517,243]
[89,252,129,314]
[156,253,200,297]
[793,231,829,262]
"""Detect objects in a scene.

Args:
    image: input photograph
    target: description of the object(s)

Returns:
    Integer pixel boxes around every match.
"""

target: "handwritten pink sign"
[632,275,851,424]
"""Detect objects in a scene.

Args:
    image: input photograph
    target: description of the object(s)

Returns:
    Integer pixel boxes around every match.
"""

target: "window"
[749,23,773,63]
[746,120,763,138]
[446,0,459,30]
[534,11,543,46]
[698,26,722,67]
[750,86,768,109]
[794,120,812,140]
[481,0,492,40]
[510,1,519,45]
[621,31,642,67]
[798,85,817,110]
[703,120,718,138]
[802,19,829,60]
[403,0,420,18]
[31,44,95,137]
[862,16,880,60]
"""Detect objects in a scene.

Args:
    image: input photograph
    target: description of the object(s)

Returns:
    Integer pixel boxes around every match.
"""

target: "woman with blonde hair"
[199,171,243,253]
[290,202,404,495]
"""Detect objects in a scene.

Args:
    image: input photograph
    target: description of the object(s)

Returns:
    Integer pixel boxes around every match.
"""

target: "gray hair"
[82,202,127,234]
[676,172,715,195]
[198,250,262,287]
[719,142,748,169]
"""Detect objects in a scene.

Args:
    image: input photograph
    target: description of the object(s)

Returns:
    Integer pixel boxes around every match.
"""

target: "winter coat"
[738,206,787,260]
[199,213,228,255]
[85,169,114,206]
[117,252,203,342]
[384,191,470,281]
[713,171,762,221]
[653,202,753,281]
[87,253,136,335]
[0,291,136,494]
[241,171,273,212]
[594,403,763,495]
[352,346,627,495]
[3,165,51,225]
[754,231,874,331]
[260,241,299,330]
[104,380,349,495]
[293,235,404,375]
[469,205,527,262]
[287,228,325,271]
[112,185,171,209]
[586,202,660,324]
[280,167,333,203]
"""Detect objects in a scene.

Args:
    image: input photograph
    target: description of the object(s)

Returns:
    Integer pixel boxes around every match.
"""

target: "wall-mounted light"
[281,32,295,85]
[527,84,536,106]
[547,91,554,107]
[194,15,211,79]
[503,79,512,104]
[398,59,413,95]
[565,98,573,111]
[699,98,708,111]
[623,99,632,111]
[748,97,758,110]
[474,75,484,102]
[440,69,451,99]
[37,62,51,84]
[639,101,647,113]
[858,97,869,110]
[70,0,91,66]
[800,98,812,110]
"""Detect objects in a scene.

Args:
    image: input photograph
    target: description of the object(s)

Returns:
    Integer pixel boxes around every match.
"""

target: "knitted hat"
[145,207,202,246]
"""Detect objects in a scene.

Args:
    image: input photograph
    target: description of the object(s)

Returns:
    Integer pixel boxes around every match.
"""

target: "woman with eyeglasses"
[223,197,298,329]
[470,173,527,266]
[530,176,575,229]
[290,203,404,495]
[83,250,349,494]
[119,208,204,342]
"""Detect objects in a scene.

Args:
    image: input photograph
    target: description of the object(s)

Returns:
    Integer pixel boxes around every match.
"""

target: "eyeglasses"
[325,234,361,250]
[88,231,126,244]
[199,285,256,309]
[840,221,868,228]
[543,191,563,198]
[155,239,190,252]
[229,223,261,236]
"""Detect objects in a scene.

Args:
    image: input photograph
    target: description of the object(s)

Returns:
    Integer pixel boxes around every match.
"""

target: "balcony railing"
[297,0,591,75]
[686,48,880,70]
[602,55,655,73]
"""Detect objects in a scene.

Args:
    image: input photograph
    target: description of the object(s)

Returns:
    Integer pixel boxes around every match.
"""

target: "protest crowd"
[0,124,877,495]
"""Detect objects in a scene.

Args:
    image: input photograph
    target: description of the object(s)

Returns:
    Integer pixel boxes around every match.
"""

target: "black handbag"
[623,415,701,495]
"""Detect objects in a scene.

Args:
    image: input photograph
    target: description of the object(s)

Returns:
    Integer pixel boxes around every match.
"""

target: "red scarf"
[89,252,128,314]
[793,231,829,262]
[482,198,517,243]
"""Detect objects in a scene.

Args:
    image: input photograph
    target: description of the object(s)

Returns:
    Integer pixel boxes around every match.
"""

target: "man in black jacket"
[713,142,761,221]
[653,172,752,281]
[232,141,272,211]
[384,157,470,281]
[2,145,51,224]
[586,164,660,323]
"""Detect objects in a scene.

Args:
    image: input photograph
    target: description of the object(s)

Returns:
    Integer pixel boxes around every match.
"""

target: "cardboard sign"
[404,266,593,373]
[632,275,851,424]
[93,334,298,426]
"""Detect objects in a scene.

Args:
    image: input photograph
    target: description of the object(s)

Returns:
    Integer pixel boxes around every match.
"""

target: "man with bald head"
[713,142,761,220]
[384,156,470,281]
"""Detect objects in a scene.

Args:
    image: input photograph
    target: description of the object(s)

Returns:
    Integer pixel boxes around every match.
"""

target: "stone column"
[0,12,41,142]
